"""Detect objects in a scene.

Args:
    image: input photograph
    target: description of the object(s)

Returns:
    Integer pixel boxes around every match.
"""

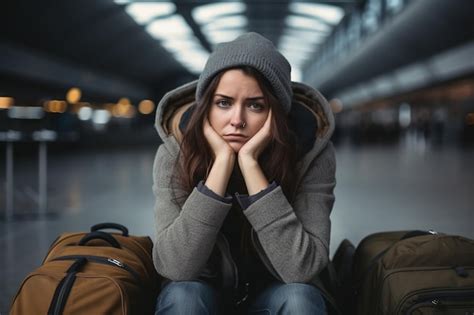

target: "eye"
[215,99,231,108]
[248,102,265,112]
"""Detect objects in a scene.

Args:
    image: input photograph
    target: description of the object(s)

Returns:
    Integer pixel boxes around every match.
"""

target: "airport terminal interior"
[1,0,474,312]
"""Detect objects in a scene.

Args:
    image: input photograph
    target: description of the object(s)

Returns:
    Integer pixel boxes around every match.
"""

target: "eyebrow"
[214,93,265,101]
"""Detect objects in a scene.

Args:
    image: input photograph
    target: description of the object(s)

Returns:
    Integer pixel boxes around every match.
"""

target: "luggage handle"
[78,231,121,248]
[91,222,129,236]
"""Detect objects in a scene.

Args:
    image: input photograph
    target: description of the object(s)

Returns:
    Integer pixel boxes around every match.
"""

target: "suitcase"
[9,223,160,315]
[352,230,474,315]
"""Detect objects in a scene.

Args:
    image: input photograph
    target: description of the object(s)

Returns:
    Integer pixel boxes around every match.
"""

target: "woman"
[152,32,336,314]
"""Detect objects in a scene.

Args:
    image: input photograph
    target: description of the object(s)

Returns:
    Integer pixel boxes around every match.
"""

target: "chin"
[229,143,243,153]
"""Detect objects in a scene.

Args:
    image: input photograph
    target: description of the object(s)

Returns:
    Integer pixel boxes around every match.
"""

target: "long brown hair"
[174,66,297,204]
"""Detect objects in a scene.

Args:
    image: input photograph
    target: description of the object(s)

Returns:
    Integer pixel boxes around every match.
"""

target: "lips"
[223,134,247,141]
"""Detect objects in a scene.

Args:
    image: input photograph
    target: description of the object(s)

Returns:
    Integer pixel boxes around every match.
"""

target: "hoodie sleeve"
[243,142,336,283]
[152,143,232,281]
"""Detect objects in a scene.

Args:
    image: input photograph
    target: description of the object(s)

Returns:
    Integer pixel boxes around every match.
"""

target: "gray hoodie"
[152,80,336,289]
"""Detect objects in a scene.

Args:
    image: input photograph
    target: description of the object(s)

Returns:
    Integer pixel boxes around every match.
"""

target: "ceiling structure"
[0,0,473,109]
[0,0,352,105]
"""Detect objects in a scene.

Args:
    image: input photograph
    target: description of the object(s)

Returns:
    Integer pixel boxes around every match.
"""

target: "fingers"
[267,109,272,123]
[238,109,273,159]
[263,109,272,130]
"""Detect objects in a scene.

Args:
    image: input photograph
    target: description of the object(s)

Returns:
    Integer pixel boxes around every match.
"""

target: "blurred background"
[1,0,473,311]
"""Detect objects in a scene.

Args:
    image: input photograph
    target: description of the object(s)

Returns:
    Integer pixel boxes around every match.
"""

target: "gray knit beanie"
[196,32,293,113]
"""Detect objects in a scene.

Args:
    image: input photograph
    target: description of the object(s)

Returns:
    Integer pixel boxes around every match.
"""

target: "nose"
[230,105,245,128]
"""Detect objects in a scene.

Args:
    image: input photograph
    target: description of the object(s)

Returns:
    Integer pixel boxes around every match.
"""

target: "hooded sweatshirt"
[152,79,336,291]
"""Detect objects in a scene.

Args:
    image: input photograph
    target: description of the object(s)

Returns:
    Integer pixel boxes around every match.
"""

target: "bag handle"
[90,222,129,236]
[78,231,121,248]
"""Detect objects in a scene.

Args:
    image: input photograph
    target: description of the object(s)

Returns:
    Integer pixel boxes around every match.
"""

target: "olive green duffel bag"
[352,230,474,315]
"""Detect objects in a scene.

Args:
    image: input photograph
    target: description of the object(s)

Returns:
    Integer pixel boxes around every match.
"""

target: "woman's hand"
[238,110,272,163]
[238,110,272,195]
[203,118,235,196]
[203,118,235,160]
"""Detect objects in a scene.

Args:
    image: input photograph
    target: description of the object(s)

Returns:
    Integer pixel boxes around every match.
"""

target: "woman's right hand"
[203,118,235,160]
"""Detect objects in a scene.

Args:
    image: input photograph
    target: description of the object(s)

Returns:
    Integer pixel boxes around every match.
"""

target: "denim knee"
[249,282,327,315]
[155,281,218,315]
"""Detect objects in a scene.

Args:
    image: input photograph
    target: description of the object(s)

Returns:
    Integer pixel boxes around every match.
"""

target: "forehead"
[215,69,263,96]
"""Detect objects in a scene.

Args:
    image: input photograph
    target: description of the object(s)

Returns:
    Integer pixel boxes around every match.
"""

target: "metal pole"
[38,141,47,216]
[6,141,14,220]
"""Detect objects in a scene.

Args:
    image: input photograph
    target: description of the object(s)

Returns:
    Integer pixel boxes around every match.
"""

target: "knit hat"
[196,32,293,113]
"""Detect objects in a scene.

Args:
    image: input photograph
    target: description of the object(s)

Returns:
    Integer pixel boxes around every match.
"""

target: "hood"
[154,80,334,162]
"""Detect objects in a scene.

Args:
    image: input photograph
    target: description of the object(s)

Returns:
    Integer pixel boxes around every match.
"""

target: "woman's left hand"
[238,110,272,163]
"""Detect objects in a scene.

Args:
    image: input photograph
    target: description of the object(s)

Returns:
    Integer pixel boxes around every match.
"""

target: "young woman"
[152,32,336,314]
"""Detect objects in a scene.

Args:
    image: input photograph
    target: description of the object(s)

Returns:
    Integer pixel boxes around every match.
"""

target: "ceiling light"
[206,29,245,44]
[78,107,93,121]
[8,106,44,119]
[282,51,312,62]
[279,34,324,46]
[138,100,155,115]
[93,109,111,125]
[0,97,14,109]
[291,67,302,82]
[193,2,246,25]
[289,3,344,25]
[285,15,330,32]
[202,15,248,32]
[160,38,203,52]
[174,49,210,74]
[66,87,81,104]
[147,14,211,75]
[283,29,327,41]
[147,15,193,39]
[125,2,176,25]
[279,44,314,55]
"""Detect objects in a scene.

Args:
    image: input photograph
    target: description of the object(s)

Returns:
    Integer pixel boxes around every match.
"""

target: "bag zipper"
[51,271,77,315]
[48,257,87,315]
[404,290,474,314]
[376,266,473,313]
[45,233,154,270]
[52,255,142,284]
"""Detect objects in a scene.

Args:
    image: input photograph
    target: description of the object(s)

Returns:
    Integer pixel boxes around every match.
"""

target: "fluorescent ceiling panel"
[125,2,176,25]
[160,38,203,52]
[176,50,210,74]
[202,15,248,32]
[279,33,324,45]
[146,14,209,74]
[283,29,327,40]
[176,49,209,63]
[292,67,303,82]
[283,51,312,63]
[279,43,315,54]
[289,2,344,25]
[147,15,193,38]
[285,15,331,32]
[206,29,245,44]
[193,2,246,25]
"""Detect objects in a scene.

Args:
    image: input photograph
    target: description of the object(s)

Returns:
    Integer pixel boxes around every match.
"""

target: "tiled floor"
[1,140,473,312]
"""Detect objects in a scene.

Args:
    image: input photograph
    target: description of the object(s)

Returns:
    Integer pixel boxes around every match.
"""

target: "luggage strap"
[47,258,87,315]
[78,231,121,248]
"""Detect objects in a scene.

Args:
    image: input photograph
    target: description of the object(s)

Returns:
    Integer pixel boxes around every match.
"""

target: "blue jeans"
[155,281,327,315]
